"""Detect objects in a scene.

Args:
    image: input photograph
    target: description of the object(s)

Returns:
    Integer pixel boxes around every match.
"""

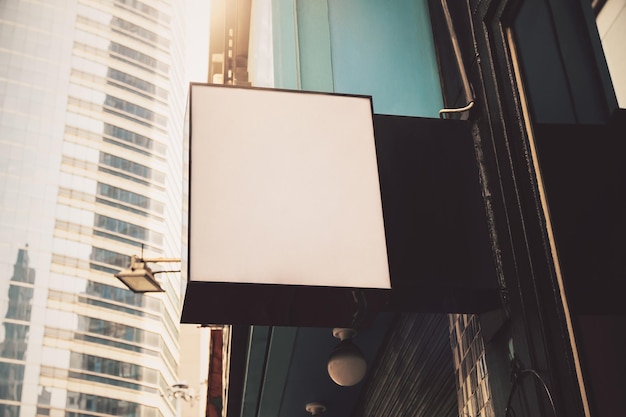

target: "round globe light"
[327,328,367,386]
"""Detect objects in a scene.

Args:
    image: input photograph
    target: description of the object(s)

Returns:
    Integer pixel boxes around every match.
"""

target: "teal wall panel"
[326,0,443,117]
[295,0,334,92]
[272,0,300,89]
[271,0,443,116]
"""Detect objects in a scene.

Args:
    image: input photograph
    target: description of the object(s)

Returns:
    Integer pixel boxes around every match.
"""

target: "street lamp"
[114,255,180,293]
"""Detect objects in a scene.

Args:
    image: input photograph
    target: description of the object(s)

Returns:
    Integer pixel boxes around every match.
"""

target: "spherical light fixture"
[305,402,326,416]
[327,328,367,386]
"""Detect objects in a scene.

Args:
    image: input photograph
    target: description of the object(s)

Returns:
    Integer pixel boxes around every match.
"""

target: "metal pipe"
[439,100,475,119]
[140,257,181,263]
[438,0,475,119]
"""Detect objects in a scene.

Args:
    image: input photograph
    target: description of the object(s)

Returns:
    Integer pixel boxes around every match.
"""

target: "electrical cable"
[504,361,558,417]
[350,289,367,330]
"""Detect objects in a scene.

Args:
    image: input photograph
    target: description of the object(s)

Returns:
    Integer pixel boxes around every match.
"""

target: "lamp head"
[114,256,164,293]
[305,402,326,416]
[327,328,367,386]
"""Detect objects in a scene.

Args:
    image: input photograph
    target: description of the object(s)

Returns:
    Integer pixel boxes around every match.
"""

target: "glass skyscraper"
[0,1,191,416]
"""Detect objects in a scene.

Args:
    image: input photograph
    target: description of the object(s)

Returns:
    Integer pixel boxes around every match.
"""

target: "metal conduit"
[438,0,475,119]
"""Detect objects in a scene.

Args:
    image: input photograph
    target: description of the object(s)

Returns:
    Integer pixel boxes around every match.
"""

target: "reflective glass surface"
[0,0,187,415]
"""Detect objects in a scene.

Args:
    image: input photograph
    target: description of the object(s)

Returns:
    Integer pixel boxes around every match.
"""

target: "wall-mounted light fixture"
[168,382,195,401]
[305,402,326,416]
[114,255,180,293]
[327,328,367,386]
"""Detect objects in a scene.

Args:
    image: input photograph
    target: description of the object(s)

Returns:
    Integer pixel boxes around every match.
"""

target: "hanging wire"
[350,289,368,330]
[504,360,558,417]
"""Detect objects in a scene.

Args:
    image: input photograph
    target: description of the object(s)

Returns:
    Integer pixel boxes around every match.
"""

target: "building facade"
[0,1,193,416]
[204,1,625,417]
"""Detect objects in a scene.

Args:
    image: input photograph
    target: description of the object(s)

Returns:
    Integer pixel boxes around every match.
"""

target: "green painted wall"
[295,0,334,92]
[272,0,443,117]
[272,0,300,89]
[326,0,443,117]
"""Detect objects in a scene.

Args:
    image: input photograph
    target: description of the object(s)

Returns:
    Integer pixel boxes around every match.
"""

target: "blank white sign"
[189,85,390,289]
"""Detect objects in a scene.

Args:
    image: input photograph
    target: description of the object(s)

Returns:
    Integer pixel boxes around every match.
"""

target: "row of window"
[68,371,157,394]
[111,17,169,49]
[99,152,164,183]
[77,315,160,347]
[100,152,148,179]
[78,287,178,344]
[5,284,33,322]
[109,80,161,105]
[98,166,151,188]
[85,281,156,310]
[94,213,163,246]
[109,41,169,74]
[116,0,171,25]
[90,247,130,269]
[95,198,155,219]
[78,295,160,320]
[0,322,28,360]
[104,108,163,131]
[11,251,35,284]
[0,405,19,417]
[69,352,158,384]
[90,262,124,275]
[81,282,178,352]
[108,68,168,100]
[66,391,157,417]
[46,286,160,321]
[71,314,178,372]
[74,333,157,357]
[0,362,24,402]
[96,182,164,214]
[93,230,161,251]
[104,96,167,127]
[104,123,166,156]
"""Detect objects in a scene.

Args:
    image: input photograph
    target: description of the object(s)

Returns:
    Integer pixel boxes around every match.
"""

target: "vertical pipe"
[438,0,475,118]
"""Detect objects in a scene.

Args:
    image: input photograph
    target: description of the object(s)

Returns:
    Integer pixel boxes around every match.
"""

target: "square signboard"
[188,84,390,289]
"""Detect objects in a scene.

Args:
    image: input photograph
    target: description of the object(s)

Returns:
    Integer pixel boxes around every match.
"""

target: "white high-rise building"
[0,1,196,416]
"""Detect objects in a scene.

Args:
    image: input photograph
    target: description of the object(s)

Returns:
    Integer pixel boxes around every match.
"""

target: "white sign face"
[189,85,390,289]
